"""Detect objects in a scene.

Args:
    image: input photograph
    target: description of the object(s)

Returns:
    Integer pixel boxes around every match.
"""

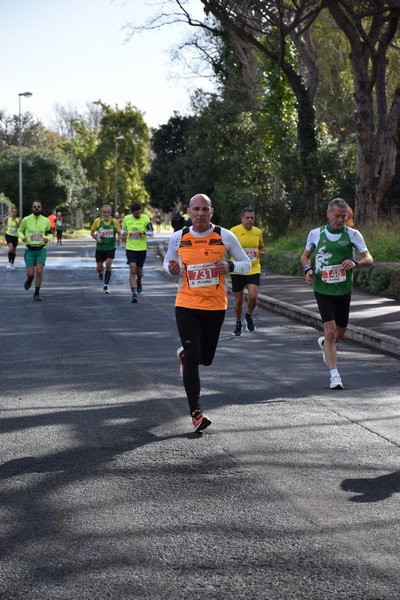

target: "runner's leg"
[175,307,202,413]
[246,283,259,315]
[234,290,243,322]
[200,310,226,366]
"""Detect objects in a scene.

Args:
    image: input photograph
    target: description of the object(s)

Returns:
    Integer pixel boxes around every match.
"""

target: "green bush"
[388,268,400,298]
[354,264,400,299]
[263,249,303,275]
[368,268,392,295]
[361,220,400,262]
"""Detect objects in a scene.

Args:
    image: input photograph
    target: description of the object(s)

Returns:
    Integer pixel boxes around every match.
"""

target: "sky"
[1,0,213,129]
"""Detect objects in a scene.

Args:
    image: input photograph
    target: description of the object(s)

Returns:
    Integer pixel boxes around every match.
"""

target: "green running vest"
[313,226,354,296]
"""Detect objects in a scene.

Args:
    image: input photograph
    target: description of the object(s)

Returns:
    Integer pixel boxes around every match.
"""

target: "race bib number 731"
[187,262,219,287]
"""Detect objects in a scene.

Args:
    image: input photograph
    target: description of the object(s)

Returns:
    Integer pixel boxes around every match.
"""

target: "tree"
[0,147,94,217]
[0,109,54,152]
[173,0,325,216]
[141,1,400,224]
[78,102,150,210]
[144,113,191,212]
[197,1,400,224]
[142,9,298,234]
[325,1,400,224]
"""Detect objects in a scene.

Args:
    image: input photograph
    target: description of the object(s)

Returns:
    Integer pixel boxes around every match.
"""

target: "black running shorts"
[5,234,18,247]
[95,249,116,262]
[314,291,351,328]
[126,250,147,267]
[231,273,260,293]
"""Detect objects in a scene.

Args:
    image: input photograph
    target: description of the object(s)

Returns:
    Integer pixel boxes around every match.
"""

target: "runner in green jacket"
[18,200,53,301]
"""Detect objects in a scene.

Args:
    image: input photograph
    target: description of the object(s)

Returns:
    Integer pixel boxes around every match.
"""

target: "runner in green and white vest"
[301,198,373,390]
[90,204,121,294]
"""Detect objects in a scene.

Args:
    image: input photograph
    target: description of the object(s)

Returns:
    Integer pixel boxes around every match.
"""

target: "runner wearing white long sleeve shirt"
[164,193,251,432]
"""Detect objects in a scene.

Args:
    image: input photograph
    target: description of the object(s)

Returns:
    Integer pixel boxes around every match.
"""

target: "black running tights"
[175,307,226,414]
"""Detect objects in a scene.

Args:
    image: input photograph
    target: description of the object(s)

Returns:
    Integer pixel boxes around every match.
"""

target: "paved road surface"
[1,236,399,599]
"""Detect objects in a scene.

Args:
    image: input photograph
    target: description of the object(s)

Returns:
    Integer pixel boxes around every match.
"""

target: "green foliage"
[261,222,307,273]
[263,248,303,276]
[360,219,400,262]
[0,147,94,217]
[0,192,12,206]
[387,268,400,299]
[184,102,280,230]
[145,89,295,236]
[74,102,150,211]
[145,113,191,212]
[312,16,355,142]
[354,266,400,299]
[0,192,13,221]
[365,268,391,295]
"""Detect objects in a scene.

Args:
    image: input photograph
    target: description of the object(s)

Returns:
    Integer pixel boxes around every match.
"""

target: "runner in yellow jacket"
[18,200,53,301]
[230,207,265,335]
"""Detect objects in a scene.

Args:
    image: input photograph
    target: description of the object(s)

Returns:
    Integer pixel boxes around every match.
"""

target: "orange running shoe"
[191,409,211,433]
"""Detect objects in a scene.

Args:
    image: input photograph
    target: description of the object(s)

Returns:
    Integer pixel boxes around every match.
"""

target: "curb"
[256,291,400,359]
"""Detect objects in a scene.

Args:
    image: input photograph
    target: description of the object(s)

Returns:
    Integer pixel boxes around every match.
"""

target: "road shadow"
[341,470,400,502]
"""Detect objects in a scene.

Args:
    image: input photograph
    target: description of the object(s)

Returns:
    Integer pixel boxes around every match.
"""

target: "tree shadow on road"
[341,470,400,502]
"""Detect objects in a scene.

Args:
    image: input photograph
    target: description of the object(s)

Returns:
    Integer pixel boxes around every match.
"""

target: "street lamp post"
[69,119,82,229]
[18,91,33,218]
[114,135,125,215]
[70,119,80,162]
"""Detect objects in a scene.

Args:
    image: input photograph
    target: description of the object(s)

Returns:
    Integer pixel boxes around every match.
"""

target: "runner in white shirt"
[301,198,373,390]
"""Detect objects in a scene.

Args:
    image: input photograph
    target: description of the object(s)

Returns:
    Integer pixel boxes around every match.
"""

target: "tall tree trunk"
[328,2,400,226]
[75,207,83,230]
[288,72,322,215]
[353,51,377,225]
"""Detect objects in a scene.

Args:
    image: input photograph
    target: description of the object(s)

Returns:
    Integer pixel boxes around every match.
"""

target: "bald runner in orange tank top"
[164,193,251,432]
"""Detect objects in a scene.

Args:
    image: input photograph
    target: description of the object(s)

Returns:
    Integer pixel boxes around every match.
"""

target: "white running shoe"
[11,264,16,270]
[318,336,327,365]
[6,263,11,270]
[330,375,343,390]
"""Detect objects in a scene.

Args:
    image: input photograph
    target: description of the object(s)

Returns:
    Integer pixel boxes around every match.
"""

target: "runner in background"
[90,205,121,294]
[230,207,265,335]
[121,203,154,303]
[55,211,65,245]
[2,206,20,270]
[48,210,57,239]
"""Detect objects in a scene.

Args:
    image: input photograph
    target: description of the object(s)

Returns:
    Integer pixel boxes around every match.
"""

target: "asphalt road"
[1,236,400,599]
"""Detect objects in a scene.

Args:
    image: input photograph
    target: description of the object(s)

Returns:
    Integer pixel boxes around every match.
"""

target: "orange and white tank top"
[176,227,228,310]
